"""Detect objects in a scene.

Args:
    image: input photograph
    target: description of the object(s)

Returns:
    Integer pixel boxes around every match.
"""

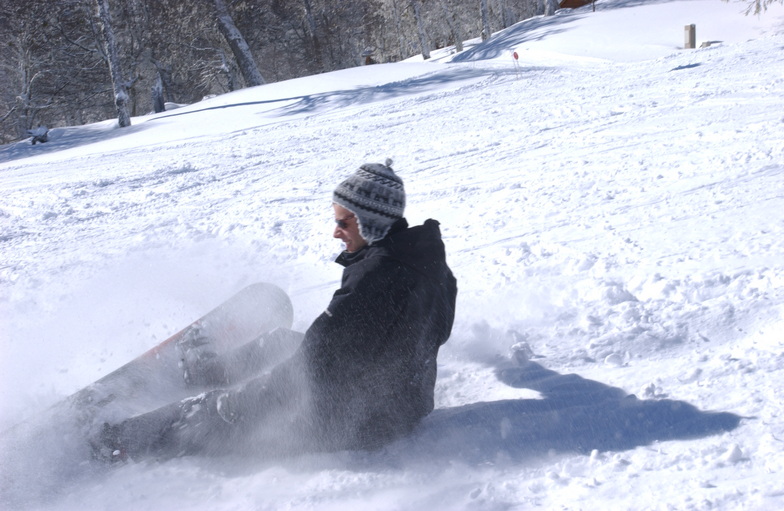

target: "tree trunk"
[412,1,431,60]
[480,0,491,41]
[151,73,165,113]
[212,0,265,87]
[218,50,240,92]
[544,0,558,16]
[14,47,42,137]
[96,0,131,127]
[390,0,407,61]
[301,0,330,72]
[441,1,463,53]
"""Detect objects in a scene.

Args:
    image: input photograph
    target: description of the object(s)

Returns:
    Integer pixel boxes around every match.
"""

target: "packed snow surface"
[2,0,784,509]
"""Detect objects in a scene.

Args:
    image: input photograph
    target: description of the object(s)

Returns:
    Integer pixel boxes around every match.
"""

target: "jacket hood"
[336,218,448,279]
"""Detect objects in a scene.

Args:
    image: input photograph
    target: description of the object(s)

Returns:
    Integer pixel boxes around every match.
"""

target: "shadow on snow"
[451,16,579,63]
[0,66,496,164]
[0,121,156,164]
[394,361,741,465]
[0,359,743,508]
[451,0,688,63]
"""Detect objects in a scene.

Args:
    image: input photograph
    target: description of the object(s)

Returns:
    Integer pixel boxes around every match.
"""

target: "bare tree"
[1,1,110,140]
[0,5,51,140]
[145,0,232,99]
[496,0,513,28]
[2,0,551,143]
[121,0,163,116]
[411,1,431,59]
[480,0,491,40]
[298,0,333,73]
[212,0,265,87]
[389,0,409,60]
[95,0,131,127]
[440,0,464,52]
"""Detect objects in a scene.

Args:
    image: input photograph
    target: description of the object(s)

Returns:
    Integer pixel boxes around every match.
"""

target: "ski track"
[2,2,784,509]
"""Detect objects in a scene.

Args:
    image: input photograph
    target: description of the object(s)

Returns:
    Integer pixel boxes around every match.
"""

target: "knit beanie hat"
[333,158,406,244]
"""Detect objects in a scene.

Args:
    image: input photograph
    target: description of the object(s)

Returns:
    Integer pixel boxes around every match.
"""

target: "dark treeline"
[0,0,551,144]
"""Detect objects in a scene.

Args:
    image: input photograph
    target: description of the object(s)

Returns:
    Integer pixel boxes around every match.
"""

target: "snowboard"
[0,282,293,468]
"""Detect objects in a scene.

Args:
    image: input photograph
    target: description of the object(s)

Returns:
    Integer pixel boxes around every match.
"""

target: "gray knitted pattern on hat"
[333,159,406,244]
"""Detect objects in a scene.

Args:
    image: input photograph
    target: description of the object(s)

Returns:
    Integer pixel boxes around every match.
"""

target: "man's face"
[333,204,367,253]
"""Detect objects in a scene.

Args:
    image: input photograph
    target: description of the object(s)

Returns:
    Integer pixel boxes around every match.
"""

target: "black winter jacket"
[298,218,457,450]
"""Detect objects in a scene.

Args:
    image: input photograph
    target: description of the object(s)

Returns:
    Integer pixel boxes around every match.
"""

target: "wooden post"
[684,24,696,49]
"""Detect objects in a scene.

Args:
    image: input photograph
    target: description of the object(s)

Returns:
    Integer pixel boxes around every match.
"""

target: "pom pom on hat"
[333,159,405,244]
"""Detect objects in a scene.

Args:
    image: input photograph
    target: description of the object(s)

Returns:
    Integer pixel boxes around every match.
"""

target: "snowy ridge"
[2,0,784,509]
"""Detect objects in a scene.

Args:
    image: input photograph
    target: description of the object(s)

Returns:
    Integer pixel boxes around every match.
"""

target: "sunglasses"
[335,214,355,229]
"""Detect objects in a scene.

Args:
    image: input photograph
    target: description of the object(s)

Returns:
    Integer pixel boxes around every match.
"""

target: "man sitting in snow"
[94,159,458,461]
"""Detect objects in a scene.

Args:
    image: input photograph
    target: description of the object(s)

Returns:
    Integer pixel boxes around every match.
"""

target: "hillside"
[2,1,783,509]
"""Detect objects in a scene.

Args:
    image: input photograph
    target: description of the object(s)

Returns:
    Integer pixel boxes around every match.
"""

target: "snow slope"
[2,0,784,509]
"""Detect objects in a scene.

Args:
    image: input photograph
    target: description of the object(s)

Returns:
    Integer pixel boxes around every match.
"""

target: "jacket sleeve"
[299,256,412,371]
